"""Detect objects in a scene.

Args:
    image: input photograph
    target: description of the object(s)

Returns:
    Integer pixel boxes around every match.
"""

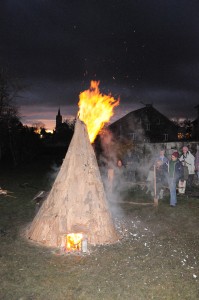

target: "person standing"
[155,149,169,194]
[166,151,184,207]
[146,160,166,199]
[107,159,125,194]
[156,149,168,165]
[179,146,195,189]
[113,159,125,192]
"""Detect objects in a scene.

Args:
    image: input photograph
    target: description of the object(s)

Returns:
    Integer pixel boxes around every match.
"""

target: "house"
[109,104,179,143]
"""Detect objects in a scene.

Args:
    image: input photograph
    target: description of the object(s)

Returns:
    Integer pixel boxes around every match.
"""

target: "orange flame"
[66,233,83,251]
[78,81,119,143]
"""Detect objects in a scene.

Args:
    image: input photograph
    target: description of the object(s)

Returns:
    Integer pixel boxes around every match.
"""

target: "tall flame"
[78,81,119,143]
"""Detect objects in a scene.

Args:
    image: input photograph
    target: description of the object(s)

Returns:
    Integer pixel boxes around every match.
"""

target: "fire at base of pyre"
[57,233,89,255]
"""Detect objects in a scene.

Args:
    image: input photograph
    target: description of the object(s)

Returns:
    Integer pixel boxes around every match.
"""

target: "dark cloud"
[1,0,199,127]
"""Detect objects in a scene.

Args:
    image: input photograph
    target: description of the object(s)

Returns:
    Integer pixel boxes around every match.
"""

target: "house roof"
[110,104,178,129]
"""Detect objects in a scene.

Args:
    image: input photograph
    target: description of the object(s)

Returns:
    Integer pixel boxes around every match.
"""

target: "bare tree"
[0,69,21,119]
[0,69,22,164]
[32,121,46,133]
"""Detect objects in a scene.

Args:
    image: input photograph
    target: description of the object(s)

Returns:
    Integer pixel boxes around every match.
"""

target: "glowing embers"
[61,233,88,253]
[66,233,82,251]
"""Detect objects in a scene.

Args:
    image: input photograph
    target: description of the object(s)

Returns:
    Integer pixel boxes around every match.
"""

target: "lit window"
[185,132,191,139]
[178,132,184,140]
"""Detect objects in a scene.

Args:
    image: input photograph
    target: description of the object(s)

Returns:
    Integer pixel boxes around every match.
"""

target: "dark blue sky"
[1,0,199,129]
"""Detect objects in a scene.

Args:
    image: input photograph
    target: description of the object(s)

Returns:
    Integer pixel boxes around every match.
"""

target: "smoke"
[96,128,127,217]
[96,126,180,211]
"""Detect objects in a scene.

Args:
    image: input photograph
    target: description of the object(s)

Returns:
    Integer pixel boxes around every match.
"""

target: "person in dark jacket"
[166,151,184,207]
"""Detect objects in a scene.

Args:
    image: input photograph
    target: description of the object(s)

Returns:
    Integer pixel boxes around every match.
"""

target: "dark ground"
[0,156,198,300]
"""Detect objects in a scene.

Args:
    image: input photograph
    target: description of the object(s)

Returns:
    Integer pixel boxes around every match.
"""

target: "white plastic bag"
[178,180,186,194]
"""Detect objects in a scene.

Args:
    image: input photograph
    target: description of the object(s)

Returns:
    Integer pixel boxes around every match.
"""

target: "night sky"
[1,0,199,130]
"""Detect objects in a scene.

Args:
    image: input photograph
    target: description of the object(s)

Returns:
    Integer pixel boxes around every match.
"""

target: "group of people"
[106,145,198,207]
[147,146,197,207]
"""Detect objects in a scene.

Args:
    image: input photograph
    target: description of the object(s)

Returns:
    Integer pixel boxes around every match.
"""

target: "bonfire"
[26,81,120,252]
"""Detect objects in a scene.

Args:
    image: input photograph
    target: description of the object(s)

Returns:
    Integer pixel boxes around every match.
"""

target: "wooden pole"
[107,168,114,193]
[153,165,158,206]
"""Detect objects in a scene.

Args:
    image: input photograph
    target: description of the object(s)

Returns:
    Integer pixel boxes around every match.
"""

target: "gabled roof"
[110,104,178,129]
[192,119,197,125]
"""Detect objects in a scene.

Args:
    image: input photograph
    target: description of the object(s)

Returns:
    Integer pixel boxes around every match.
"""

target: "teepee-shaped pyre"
[26,118,119,248]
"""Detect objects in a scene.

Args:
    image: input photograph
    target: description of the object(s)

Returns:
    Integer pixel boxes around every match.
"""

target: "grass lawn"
[0,156,199,300]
